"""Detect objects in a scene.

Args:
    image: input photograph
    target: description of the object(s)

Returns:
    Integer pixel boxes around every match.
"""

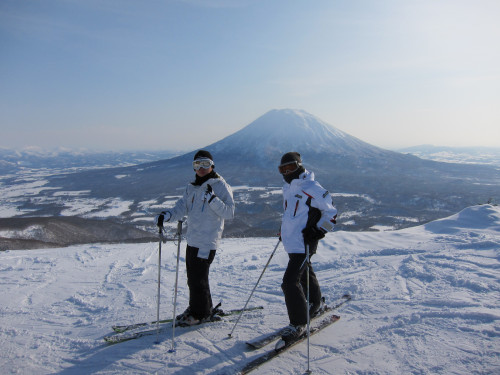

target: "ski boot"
[275,324,306,350]
[310,296,327,318]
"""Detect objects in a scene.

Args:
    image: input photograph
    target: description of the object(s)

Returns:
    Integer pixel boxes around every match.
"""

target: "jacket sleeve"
[207,179,235,220]
[168,186,189,222]
[308,182,337,232]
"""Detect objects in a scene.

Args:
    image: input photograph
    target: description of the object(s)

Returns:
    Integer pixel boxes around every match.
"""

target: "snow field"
[0,205,499,374]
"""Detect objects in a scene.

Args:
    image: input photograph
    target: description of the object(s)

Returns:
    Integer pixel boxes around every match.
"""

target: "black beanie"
[194,150,213,161]
[280,152,302,166]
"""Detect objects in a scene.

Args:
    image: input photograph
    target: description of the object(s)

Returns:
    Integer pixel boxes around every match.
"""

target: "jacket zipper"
[293,200,299,217]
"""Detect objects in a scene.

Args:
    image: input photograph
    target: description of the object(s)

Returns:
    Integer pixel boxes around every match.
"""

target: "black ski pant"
[186,245,216,320]
[281,253,322,326]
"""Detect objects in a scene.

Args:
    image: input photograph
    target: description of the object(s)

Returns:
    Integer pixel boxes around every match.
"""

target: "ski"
[238,313,341,374]
[112,305,263,333]
[104,325,168,344]
[112,317,172,334]
[104,305,264,344]
[246,293,350,350]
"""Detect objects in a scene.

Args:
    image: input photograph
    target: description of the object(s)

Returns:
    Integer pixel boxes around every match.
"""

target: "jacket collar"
[285,169,314,188]
[192,170,219,186]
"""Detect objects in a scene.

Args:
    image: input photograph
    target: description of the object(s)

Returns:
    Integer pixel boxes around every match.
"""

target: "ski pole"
[169,220,183,352]
[155,225,163,344]
[305,243,312,374]
[228,238,281,338]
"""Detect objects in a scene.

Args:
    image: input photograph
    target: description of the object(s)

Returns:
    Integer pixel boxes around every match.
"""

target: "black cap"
[280,152,302,166]
[194,150,213,161]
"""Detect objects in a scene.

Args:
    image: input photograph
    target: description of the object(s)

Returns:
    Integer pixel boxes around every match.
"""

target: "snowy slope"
[1,205,499,375]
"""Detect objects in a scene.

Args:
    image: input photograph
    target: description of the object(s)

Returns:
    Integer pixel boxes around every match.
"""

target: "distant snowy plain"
[1,205,499,374]
[0,169,385,232]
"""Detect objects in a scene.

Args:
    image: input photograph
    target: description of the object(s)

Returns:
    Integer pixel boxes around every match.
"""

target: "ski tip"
[342,293,352,300]
[245,342,258,349]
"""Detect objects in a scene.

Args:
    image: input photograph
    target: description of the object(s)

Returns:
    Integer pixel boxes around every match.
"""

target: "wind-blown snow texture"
[1,205,499,374]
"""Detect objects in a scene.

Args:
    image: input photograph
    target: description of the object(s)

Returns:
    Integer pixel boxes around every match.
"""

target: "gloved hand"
[302,225,326,245]
[204,184,216,203]
[155,211,171,227]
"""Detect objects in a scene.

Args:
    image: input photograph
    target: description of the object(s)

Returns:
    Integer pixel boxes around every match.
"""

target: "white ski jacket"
[168,174,234,259]
[281,170,337,254]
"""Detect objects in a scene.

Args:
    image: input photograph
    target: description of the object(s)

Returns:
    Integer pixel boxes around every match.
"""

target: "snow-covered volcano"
[210,109,387,161]
[41,108,412,197]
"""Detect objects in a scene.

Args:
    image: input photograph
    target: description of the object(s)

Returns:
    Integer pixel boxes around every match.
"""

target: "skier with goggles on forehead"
[155,150,235,326]
[277,152,337,343]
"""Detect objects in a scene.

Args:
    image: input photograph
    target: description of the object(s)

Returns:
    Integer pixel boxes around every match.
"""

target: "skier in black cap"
[155,150,235,325]
[278,151,338,342]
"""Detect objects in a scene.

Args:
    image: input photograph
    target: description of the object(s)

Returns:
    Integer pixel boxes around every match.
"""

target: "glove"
[204,184,216,203]
[302,225,326,245]
[155,211,171,227]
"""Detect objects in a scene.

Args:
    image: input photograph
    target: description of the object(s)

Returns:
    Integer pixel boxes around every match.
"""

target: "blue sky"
[1,0,499,151]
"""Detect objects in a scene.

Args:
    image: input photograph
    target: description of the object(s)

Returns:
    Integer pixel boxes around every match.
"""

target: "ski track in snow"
[0,205,499,374]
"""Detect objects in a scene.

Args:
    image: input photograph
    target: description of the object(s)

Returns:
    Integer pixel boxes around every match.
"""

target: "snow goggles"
[193,158,214,170]
[278,161,301,175]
